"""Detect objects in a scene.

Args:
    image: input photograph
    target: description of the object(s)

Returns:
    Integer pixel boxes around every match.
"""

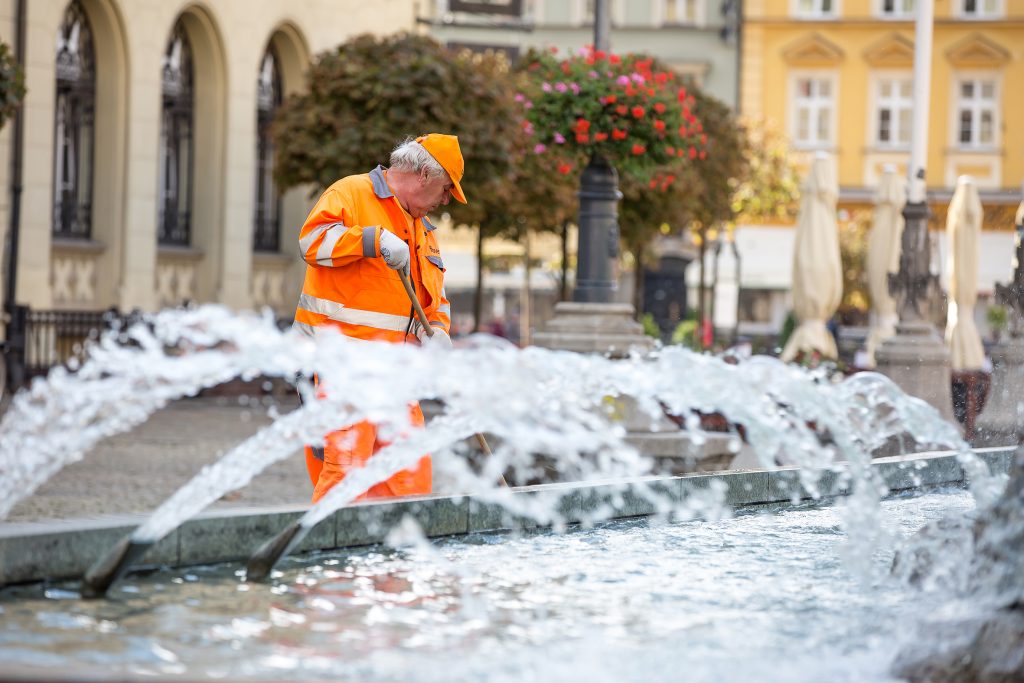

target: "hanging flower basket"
[517,46,706,180]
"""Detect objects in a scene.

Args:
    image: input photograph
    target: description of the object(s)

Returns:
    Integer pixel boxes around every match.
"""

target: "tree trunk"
[560,220,570,302]
[473,225,485,333]
[633,247,645,318]
[698,228,707,349]
[520,231,532,346]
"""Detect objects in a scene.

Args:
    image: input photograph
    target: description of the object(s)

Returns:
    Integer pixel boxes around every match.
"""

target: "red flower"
[557,162,572,175]
[632,143,646,155]
[625,85,637,97]
[654,72,669,85]
[576,132,590,143]
[649,179,658,188]
[700,133,708,145]
[665,145,675,155]
[594,49,607,61]
[616,105,629,115]
[653,102,666,114]
[575,118,591,133]
[612,128,627,140]
[699,150,707,160]
[604,94,618,104]
[689,146,697,159]
[631,106,645,118]
[653,120,666,132]
[609,54,621,65]
[594,132,608,141]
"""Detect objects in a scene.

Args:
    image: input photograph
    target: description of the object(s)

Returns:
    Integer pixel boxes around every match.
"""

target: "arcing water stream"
[0,306,1014,681]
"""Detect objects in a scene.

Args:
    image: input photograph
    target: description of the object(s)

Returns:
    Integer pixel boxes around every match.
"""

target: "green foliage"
[272,32,519,229]
[778,310,797,350]
[670,316,699,348]
[640,312,661,339]
[730,117,801,223]
[517,47,706,180]
[0,41,25,132]
[987,304,1008,331]
[618,77,745,258]
[838,211,870,316]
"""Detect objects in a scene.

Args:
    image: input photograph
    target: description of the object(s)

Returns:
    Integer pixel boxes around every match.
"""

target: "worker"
[292,134,465,503]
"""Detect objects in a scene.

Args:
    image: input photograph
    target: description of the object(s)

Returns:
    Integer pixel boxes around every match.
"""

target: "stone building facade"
[0,0,413,320]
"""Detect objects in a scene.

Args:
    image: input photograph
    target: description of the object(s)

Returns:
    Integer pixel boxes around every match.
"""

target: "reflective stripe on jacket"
[293,166,451,343]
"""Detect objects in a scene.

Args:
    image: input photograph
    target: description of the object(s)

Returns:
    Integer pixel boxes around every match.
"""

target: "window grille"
[53,1,95,239]
[254,46,283,253]
[158,22,194,246]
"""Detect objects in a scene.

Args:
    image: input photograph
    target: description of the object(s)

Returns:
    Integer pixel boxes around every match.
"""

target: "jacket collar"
[369,166,393,199]
[370,165,437,231]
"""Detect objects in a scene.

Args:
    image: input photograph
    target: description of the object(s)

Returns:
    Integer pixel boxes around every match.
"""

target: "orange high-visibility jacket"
[293,166,451,342]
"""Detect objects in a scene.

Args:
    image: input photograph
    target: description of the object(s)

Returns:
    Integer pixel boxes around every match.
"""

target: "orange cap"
[416,134,467,204]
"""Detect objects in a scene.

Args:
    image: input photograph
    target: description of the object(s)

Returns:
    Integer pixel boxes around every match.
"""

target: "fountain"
[0,305,1018,682]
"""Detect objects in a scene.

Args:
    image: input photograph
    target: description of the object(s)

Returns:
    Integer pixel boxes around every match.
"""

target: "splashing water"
[0,306,997,559]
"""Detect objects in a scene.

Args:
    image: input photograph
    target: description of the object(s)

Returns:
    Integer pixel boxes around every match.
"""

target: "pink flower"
[555,82,568,93]
[589,70,599,78]
[570,82,581,95]
[631,73,646,84]
[542,82,552,92]
[616,75,630,86]
[514,93,525,102]
[534,143,547,154]
[553,132,566,144]
[524,101,533,109]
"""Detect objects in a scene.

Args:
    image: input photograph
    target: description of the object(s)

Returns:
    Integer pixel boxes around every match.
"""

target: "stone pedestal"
[975,339,1024,446]
[532,302,653,357]
[533,304,743,473]
[875,321,955,422]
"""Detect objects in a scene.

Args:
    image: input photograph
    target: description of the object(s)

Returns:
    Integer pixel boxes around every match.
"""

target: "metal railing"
[2,307,128,394]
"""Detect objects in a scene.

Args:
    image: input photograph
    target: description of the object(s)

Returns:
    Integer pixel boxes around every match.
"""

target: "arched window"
[254,46,282,252]
[158,21,194,246]
[53,0,96,239]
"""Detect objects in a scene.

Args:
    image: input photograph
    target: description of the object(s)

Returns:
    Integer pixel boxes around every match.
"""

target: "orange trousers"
[305,402,431,503]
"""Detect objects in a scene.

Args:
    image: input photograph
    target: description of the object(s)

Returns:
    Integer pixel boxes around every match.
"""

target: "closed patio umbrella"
[945,175,985,370]
[864,167,905,367]
[781,154,842,362]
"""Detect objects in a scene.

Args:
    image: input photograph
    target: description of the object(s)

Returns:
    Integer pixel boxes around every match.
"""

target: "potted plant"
[986,304,1008,343]
[517,46,706,180]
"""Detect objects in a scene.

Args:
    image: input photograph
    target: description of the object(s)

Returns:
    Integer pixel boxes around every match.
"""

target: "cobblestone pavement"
[6,395,312,523]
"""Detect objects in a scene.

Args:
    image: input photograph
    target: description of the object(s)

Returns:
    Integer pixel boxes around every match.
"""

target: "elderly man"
[293,134,465,503]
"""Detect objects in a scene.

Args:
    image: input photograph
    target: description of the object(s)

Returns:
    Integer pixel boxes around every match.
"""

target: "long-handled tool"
[247,272,510,582]
[397,269,508,488]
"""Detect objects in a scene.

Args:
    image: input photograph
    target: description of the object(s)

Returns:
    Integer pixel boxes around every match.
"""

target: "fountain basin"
[0,447,1013,587]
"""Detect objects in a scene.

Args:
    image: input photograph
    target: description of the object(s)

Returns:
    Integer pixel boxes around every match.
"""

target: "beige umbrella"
[863,166,906,367]
[945,175,985,370]
[781,154,843,362]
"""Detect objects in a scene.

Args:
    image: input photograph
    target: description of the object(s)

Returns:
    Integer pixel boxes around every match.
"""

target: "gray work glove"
[413,320,453,350]
[379,228,410,272]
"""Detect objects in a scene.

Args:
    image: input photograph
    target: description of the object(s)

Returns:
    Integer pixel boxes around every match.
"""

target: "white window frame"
[954,0,1003,19]
[869,71,913,149]
[789,71,838,149]
[950,72,1001,150]
[654,0,703,25]
[570,0,625,25]
[791,0,839,19]
[875,0,914,19]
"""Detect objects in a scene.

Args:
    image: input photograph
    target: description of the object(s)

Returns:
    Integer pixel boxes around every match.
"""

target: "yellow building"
[736,0,1022,334]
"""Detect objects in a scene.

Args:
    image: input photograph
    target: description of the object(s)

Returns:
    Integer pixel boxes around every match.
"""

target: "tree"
[618,82,747,337]
[273,34,519,200]
[0,40,25,132]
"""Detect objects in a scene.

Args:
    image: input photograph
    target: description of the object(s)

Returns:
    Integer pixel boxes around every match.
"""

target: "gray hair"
[390,138,447,179]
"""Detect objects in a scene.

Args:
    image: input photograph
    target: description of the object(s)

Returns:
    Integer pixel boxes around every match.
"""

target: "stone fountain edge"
[0,447,1015,587]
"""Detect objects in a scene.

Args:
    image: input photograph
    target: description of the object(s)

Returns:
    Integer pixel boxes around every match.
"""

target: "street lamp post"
[533,0,652,355]
[876,0,954,421]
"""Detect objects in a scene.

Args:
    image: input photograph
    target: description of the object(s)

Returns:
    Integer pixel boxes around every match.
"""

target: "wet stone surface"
[5,396,311,523]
